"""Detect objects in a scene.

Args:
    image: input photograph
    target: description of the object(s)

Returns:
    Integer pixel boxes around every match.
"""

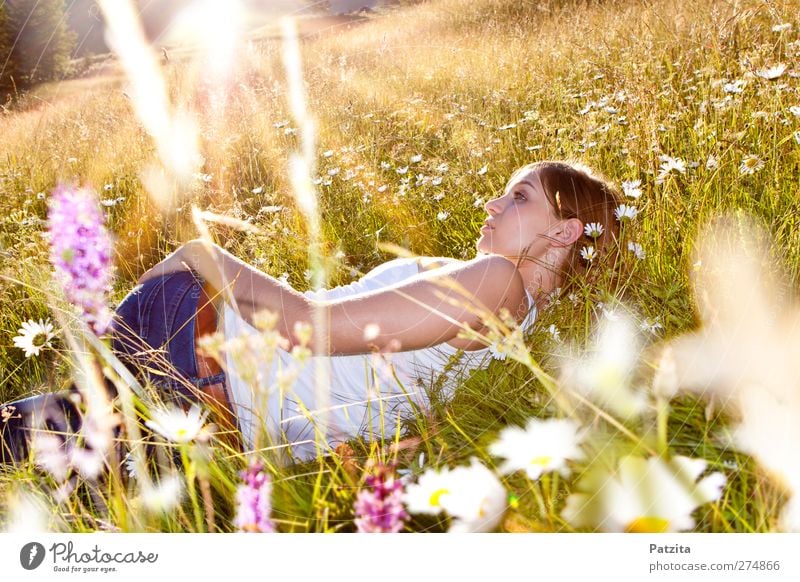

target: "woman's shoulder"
[365,255,464,279]
[416,256,465,271]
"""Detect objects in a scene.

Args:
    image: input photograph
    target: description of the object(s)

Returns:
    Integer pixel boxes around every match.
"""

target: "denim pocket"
[111,270,204,382]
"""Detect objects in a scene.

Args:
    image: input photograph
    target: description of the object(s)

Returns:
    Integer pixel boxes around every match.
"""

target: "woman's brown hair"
[511,160,624,298]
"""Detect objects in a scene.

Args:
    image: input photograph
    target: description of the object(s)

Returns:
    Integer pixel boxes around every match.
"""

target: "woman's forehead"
[506,168,544,192]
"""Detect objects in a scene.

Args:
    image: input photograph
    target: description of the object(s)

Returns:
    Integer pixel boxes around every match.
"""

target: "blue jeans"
[1,270,229,465]
[111,269,227,406]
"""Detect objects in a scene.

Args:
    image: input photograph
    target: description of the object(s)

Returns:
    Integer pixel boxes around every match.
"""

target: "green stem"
[656,396,669,456]
[180,444,203,532]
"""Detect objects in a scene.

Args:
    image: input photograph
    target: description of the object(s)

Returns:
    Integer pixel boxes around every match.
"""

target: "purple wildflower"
[47,185,115,334]
[234,461,275,533]
[354,462,409,533]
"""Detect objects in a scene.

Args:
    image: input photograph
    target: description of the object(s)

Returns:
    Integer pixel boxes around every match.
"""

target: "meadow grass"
[1,0,799,532]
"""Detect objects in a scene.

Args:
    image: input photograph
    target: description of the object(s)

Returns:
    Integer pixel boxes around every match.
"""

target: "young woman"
[1,160,622,466]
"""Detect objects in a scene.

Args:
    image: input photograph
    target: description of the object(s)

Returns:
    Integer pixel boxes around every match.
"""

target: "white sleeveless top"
[220,257,538,462]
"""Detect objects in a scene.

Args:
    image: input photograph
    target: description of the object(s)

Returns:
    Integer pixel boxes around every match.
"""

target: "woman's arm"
[140,241,525,355]
[138,239,308,341]
[320,254,525,354]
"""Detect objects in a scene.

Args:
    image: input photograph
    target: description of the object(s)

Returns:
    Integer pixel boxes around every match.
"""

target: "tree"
[0,3,13,91]
[1,0,76,89]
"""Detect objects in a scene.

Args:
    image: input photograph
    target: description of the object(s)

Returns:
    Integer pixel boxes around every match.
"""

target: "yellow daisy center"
[625,516,670,533]
[530,456,552,467]
[429,488,449,507]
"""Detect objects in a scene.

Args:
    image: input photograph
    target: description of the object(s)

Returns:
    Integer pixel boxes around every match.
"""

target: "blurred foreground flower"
[562,455,726,532]
[145,405,208,443]
[354,462,408,533]
[488,418,585,480]
[12,318,56,357]
[29,393,118,489]
[559,313,647,419]
[405,458,507,532]
[47,186,115,334]
[664,214,800,531]
[3,490,51,533]
[140,474,183,514]
[235,461,275,532]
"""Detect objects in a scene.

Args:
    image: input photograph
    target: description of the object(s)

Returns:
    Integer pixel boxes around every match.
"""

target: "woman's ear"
[553,218,584,247]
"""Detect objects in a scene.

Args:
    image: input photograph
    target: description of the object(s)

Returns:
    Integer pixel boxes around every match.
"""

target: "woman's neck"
[516,260,562,313]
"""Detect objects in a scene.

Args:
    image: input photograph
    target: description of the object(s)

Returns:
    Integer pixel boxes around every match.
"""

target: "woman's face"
[476,169,562,260]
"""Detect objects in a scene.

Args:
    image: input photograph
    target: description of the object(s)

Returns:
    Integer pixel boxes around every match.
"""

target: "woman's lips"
[481,224,494,231]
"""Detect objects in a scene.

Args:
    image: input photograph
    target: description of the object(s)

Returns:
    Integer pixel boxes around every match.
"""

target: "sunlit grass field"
[1,0,799,532]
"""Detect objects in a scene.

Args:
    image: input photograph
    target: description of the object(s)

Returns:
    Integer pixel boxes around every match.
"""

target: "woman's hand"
[137,241,198,286]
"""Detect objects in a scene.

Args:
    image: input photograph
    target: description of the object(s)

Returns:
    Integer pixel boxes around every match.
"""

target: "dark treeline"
[0,0,386,94]
[0,0,194,93]
[1,0,76,91]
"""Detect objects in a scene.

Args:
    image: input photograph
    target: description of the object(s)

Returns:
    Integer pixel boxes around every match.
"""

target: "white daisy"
[488,341,508,361]
[12,318,56,358]
[739,155,764,175]
[656,155,686,184]
[404,466,455,515]
[756,64,786,80]
[562,455,726,532]
[705,154,719,170]
[627,241,646,260]
[440,458,507,533]
[639,317,664,335]
[793,131,800,145]
[405,458,507,532]
[437,211,450,221]
[547,324,561,342]
[789,106,800,117]
[124,451,138,480]
[580,245,597,262]
[145,405,208,443]
[772,23,792,33]
[410,154,423,163]
[584,222,605,238]
[396,166,409,175]
[477,165,488,175]
[614,204,639,222]
[323,150,334,158]
[621,179,642,199]
[723,80,745,94]
[488,418,585,481]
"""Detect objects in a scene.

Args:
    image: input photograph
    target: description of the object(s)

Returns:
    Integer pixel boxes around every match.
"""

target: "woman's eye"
[513,192,525,200]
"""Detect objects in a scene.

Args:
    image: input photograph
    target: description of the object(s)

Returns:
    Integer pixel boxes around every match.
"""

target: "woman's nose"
[484,196,503,215]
